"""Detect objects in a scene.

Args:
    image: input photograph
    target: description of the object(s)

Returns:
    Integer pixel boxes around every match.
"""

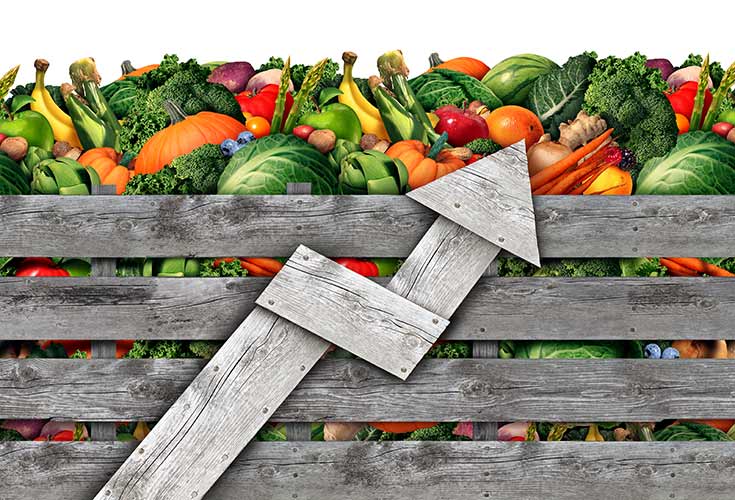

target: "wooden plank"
[2,441,735,500]
[473,261,498,441]
[6,358,735,421]
[5,276,735,341]
[257,245,449,379]
[2,195,735,258]
[92,307,330,500]
[408,141,540,265]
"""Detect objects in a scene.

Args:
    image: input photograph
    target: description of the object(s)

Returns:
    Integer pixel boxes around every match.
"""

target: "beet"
[207,62,256,94]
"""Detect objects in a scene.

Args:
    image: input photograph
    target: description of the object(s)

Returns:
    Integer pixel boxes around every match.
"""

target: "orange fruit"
[675,113,690,135]
[485,105,544,150]
[583,166,633,195]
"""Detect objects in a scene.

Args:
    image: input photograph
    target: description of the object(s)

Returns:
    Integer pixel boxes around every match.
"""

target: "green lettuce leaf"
[217,134,337,194]
[635,131,735,194]
[526,53,597,139]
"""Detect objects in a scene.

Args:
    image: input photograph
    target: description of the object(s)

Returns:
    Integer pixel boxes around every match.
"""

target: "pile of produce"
[1,50,733,197]
[3,50,735,444]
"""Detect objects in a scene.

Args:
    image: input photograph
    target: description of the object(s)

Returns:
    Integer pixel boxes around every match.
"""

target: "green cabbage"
[217,134,337,194]
[408,69,502,111]
[499,340,625,359]
[635,131,735,195]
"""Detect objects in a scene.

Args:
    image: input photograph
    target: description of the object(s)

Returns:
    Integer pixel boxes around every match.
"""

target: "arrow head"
[407,140,540,266]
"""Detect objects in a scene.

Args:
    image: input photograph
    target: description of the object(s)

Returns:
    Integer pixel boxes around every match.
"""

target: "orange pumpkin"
[78,147,132,194]
[583,166,633,195]
[428,52,491,80]
[117,60,159,80]
[135,101,247,175]
[385,136,466,189]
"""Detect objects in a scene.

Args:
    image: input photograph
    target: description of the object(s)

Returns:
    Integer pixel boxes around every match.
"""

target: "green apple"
[0,110,54,150]
[299,103,362,144]
[718,109,735,126]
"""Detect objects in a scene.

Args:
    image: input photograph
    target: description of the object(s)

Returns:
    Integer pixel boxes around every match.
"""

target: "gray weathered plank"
[2,441,734,500]
[6,358,735,421]
[92,307,330,500]
[473,261,499,441]
[257,245,449,379]
[408,141,540,265]
[2,195,735,258]
[4,276,735,341]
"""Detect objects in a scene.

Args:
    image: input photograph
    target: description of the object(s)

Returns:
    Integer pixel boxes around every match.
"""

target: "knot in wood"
[13,364,36,383]
[459,379,493,398]
[117,220,135,232]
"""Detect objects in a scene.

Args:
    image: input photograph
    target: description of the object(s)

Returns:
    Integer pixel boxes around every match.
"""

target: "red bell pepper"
[667,81,712,126]
[235,84,294,123]
[334,258,379,277]
[14,258,70,277]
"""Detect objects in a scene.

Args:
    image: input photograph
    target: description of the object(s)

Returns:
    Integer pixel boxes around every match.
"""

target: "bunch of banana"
[31,157,100,195]
[19,146,53,180]
[31,59,82,148]
[338,150,408,195]
[328,138,361,173]
[338,52,389,141]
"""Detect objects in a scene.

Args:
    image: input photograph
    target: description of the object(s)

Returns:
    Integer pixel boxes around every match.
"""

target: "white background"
[3,0,735,86]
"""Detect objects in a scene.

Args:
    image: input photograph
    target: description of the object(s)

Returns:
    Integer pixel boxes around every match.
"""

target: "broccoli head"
[125,340,193,359]
[123,167,181,195]
[426,342,471,359]
[533,258,622,277]
[135,54,210,91]
[497,256,536,277]
[465,138,502,156]
[169,143,228,194]
[408,423,468,441]
[583,53,678,164]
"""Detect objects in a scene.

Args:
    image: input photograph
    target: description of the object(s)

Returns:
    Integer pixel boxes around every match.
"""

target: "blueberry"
[661,347,680,359]
[220,139,239,157]
[237,131,256,146]
[644,343,661,359]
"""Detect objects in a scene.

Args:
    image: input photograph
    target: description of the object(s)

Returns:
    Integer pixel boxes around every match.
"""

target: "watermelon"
[482,54,559,105]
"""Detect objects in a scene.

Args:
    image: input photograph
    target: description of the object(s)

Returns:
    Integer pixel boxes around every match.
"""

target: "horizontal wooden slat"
[1,441,733,500]
[3,358,735,421]
[3,276,735,341]
[1,195,735,257]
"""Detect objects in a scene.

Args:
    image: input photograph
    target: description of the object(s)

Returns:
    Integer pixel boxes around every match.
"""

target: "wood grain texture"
[4,276,735,341]
[408,141,539,265]
[257,245,449,379]
[92,307,330,500]
[2,195,735,258]
[473,261,499,441]
[2,441,734,500]
[6,358,735,421]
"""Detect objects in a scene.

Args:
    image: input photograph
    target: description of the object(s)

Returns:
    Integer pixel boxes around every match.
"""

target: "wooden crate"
[1,194,735,500]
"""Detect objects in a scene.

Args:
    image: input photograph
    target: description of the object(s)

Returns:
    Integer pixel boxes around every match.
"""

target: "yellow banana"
[31,59,82,148]
[339,52,389,140]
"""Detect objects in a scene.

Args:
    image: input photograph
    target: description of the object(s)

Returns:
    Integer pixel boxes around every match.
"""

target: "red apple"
[712,122,735,138]
[434,105,489,146]
[293,124,315,141]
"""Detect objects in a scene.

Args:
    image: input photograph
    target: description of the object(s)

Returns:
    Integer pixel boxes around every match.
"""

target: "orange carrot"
[533,146,609,194]
[666,257,735,277]
[530,129,614,191]
[546,164,605,195]
[568,167,609,195]
[660,258,699,276]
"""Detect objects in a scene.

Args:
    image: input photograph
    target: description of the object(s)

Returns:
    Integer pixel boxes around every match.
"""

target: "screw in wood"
[213,366,220,372]
[401,367,407,373]
[268,299,275,306]
[303,255,309,261]
[432,318,439,324]
[262,407,269,413]
[454,202,461,208]
[498,236,505,243]
[138,448,145,454]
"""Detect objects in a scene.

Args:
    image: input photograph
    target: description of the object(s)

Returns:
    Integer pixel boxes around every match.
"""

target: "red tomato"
[246,116,271,138]
[14,258,70,277]
[51,430,75,441]
[334,258,379,277]
[235,84,293,122]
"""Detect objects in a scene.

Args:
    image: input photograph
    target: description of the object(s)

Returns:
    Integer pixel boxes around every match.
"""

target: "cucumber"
[482,54,559,105]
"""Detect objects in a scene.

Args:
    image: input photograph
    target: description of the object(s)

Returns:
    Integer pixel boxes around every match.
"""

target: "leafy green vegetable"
[583,52,678,164]
[409,69,502,110]
[426,342,470,359]
[217,134,337,194]
[377,423,467,442]
[123,166,180,195]
[635,131,735,194]
[532,258,621,277]
[619,258,667,277]
[199,258,249,277]
[135,54,210,91]
[527,53,597,139]
[126,340,192,359]
[655,421,733,441]
[497,256,535,277]
[27,342,68,358]
[0,428,24,441]
[500,340,626,359]
[187,341,222,359]
[0,257,15,277]
[257,57,285,73]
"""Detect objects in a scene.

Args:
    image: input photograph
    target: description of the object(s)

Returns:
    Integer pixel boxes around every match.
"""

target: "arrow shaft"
[95,218,502,500]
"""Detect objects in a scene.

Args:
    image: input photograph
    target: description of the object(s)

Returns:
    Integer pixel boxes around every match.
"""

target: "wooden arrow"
[94,140,538,500]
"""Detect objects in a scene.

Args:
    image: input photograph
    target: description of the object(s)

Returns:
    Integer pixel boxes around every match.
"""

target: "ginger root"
[558,111,607,150]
